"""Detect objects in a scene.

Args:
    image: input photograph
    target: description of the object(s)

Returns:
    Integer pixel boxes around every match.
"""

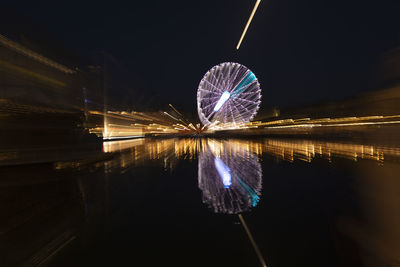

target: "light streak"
[214,157,232,188]
[234,173,260,207]
[169,104,182,116]
[236,0,261,50]
[0,34,75,74]
[103,135,144,141]
[188,123,197,131]
[213,91,231,112]
[231,71,256,97]
[224,114,400,132]
[264,120,400,129]
[0,60,66,87]
[238,214,267,267]
[163,111,180,121]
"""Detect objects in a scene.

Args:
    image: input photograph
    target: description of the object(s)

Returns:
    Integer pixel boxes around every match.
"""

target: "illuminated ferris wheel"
[197,62,261,128]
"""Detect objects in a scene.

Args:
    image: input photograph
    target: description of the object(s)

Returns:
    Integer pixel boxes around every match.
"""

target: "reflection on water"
[100,137,400,217]
[103,138,264,214]
[100,138,200,172]
[3,137,400,266]
[103,137,400,166]
[100,137,400,219]
[198,139,262,214]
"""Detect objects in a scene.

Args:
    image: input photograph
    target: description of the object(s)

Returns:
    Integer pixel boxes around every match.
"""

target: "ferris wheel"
[197,62,261,128]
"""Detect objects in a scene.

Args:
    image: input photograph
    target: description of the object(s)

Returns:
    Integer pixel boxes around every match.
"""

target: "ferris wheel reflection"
[198,139,262,214]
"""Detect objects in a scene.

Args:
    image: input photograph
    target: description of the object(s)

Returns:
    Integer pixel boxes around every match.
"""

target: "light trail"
[163,111,180,121]
[240,114,400,129]
[103,135,144,141]
[188,123,197,131]
[214,157,232,188]
[238,214,267,267]
[231,71,256,97]
[236,0,261,50]
[264,120,400,129]
[0,34,75,74]
[213,91,231,112]
[204,114,400,132]
[169,104,182,116]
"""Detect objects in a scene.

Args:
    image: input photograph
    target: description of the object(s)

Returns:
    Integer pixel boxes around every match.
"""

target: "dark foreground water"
[2,138,400,267]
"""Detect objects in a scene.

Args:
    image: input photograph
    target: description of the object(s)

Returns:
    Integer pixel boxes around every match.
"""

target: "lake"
[2,137,400,267]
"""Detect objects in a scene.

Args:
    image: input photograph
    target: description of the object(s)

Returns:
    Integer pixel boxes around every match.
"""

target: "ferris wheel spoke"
[202,80,224,93]
[220,101,228,123]
[235,102,258,114]
[227,65,242,92]
[223,64,237,90]
[221,71,229,91]
[209,69,225,91]
[232,79,257,97]
[229,70,249,93]
[199,88,222,99]
[216,68,228,90]
[236,90,259,97]
[202,100,221,111]
[232,98,254,117]
[233,94,260,106]
[231,102,245,123]
[199,88,217,94]
[236,82,259,95]
[226,105,236,123]
[233,103,247,124]
[202,95,224,101]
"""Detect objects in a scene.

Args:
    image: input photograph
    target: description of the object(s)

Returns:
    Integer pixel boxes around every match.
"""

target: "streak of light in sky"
[236,0,261,50]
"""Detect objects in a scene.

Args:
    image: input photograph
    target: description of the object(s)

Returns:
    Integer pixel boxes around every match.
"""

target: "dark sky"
[3,0,400,113]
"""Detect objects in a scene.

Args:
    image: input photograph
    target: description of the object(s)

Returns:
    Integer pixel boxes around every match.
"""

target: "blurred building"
[0,9,103,164]
[0,8,181,164]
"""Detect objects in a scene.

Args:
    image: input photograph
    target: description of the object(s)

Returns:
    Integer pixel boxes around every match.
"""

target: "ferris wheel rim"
[197,62,262,128]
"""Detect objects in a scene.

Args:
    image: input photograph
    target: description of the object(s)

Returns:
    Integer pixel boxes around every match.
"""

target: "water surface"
[2,138,400,267]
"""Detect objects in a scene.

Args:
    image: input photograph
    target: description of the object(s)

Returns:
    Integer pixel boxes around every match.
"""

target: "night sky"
[3,0,400,114]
